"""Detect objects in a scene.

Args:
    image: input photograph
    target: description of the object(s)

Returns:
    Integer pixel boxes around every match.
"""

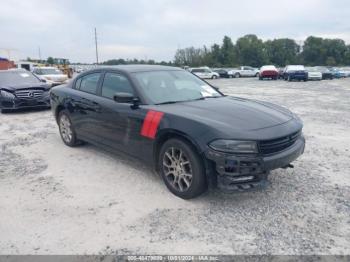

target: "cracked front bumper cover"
[205,136,305,191]
[0,97,51,109]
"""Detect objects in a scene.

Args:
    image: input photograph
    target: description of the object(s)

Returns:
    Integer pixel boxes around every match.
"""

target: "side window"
[75,78,82,89]
[101,73,133,99]
[79,73,101,94]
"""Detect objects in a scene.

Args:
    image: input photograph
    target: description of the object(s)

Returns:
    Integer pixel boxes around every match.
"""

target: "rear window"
[191,69,204,73]
[78,73,101,94]
[287,65,305,71]
[260,65,277,71]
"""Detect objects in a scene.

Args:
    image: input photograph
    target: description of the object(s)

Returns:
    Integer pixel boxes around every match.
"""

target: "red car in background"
[259,65,279,80]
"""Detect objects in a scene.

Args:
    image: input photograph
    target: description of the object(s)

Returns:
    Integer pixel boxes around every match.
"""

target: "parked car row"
[190,65,350,81]
[189,66,260,79]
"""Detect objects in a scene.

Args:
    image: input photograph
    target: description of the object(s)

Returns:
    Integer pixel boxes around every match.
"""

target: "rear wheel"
[158,138,207,199]
[211,75,218,79]
[58,111,79,147]
[235,73,240,78]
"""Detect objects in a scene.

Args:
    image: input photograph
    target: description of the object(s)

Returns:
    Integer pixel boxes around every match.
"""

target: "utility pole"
[38,46,42,61]
[94,28,99,64]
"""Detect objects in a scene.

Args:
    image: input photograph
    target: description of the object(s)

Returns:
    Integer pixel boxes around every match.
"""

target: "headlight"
[0,90,15,99]
[45,77,52,80]
[209,140,258,154]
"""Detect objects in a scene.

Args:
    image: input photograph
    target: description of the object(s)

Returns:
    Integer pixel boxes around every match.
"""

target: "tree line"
[102,58,174,66]
[174,34,350,68]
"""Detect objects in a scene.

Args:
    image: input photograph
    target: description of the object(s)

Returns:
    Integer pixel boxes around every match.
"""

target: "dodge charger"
[50,65,305,199]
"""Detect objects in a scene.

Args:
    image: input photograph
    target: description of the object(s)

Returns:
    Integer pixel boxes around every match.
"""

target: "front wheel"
[58,111,79,147]
[159,138,207,199]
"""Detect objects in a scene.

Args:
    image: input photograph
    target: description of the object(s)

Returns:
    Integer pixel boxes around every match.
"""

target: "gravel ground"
[0,77,349,255]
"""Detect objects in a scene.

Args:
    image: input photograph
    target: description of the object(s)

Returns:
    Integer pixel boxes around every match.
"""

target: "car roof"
[35,66,58,69]
[0,69,27,73]
[97,65,183,73]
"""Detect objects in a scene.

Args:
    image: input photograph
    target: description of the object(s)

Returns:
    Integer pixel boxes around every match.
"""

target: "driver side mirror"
[113,92,140,108]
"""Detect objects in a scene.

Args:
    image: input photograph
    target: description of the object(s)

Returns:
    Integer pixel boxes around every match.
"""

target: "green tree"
[221,36,237,66]
[325,56,336,66]
[236,34,267,67]
[47,57,54,64]
[265,38,300,66]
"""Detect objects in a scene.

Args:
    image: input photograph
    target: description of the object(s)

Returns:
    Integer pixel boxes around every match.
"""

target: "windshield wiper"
[155,101,180,105]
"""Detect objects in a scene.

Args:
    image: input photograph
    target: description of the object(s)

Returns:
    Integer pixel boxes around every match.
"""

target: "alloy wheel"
[59,114,73,143]
[162,147,193,192]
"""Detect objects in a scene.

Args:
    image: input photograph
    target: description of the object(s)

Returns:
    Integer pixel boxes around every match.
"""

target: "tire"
[158,138,207,199]
[58,110,79,147]
[288,76,291,82]
[255,73,259,77]
[211,75,218,79]
[259,76,263,80]
[235,73,240,78]
[304,78,308,82]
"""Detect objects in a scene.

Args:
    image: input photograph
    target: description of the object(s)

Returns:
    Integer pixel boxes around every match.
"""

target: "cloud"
[0,0,349,63]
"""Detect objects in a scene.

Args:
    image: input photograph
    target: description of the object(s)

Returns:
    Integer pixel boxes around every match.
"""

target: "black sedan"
[0,69,51,112]
[213,69,233,78]
[50,65,305,199]
[316,67,334,80]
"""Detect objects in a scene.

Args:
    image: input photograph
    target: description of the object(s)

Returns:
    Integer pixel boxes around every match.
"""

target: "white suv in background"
[190,67,220,79]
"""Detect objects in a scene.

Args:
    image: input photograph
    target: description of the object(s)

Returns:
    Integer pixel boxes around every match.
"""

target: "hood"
[157,96,294,131]
[41,74,68,81]
[0,83,51,92]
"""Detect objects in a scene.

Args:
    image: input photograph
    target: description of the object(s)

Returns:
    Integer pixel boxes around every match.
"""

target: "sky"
[0,0,349,63]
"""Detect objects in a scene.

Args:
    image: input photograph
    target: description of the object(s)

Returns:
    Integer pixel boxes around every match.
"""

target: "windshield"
[261,65,277,71]
[307,68,320,72]
[133,70,222,104]
[0,71,41,85]
[38,68,63,75]
[287,65,305,71]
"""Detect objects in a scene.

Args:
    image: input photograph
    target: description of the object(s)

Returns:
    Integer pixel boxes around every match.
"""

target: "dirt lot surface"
[1,78,350,255]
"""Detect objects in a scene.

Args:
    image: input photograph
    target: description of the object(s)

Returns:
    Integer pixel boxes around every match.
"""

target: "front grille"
[259,131,301,155]
[15,90,44,99]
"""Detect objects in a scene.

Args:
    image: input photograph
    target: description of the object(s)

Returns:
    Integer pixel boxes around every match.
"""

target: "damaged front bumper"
[0,96,51,110]
[205,136,305,191]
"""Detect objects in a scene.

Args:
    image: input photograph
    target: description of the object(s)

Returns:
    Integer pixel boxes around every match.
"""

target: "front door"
[93,72,145,156]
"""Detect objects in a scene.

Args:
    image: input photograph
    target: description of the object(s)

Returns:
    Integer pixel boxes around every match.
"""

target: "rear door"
[68,72,103,139]
[242,66,254,76]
